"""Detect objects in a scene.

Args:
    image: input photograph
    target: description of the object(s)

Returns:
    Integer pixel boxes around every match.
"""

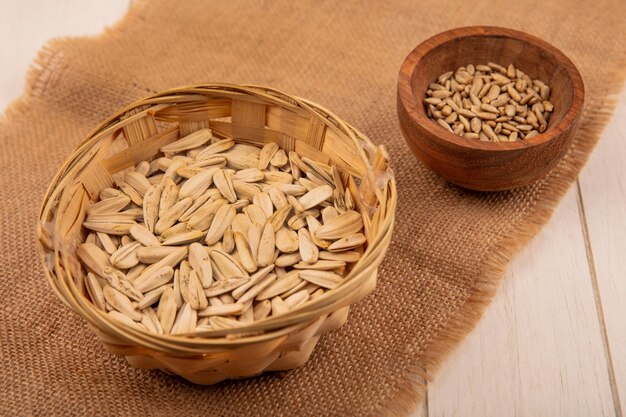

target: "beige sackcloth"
[1,0,625,415]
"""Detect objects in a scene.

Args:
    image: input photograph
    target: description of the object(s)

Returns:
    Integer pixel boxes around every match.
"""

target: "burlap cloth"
[1,0,625,415]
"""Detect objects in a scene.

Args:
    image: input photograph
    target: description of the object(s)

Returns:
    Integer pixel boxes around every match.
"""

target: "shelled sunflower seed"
[78,128,365,335]
[424,63,554,142]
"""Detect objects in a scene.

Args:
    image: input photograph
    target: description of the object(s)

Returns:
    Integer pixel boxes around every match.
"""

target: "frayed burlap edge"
[2,2,624,416]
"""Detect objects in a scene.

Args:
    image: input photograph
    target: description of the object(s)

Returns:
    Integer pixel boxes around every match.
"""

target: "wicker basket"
[37,84,396,384]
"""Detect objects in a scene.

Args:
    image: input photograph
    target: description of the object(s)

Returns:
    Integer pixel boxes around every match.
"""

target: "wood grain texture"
[397,26,585,191]
[422,189,615,417]
[578,88,626,417]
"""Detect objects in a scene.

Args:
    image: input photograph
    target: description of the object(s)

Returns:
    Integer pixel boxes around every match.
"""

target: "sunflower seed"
[213,169,237,203]
[275,252,302,267]
[129,223,160,247]
[108,310,146,331]
[158,177,178,218]
[270,149,288,167]
[196,138,235,160]
[103,285,143,321]
[99,188,125,200]
[171,302,197,335]
[110,241,141,269]
[96,232,117,255]
[135,284,169,310]
[275,227,299,253]
[298,185,333,210]
[181,269,208,310]
[141,306,163,335]
[125,171,152,196]
[204,278,249,297]
[306,215,330,249]
[205,205,236,245]
[83,220,134,235]
[231,265,275,299]
[85,272,106,311]
[298,270,344,289]
[238,273,277,304]
[142,184,162,232]
[188,197,228,231]
[243,204,267,226]
[252,192,274,217]
[179,166,221,200]
[319,250,362,262]
[328,233,367,252]
[77,243,111,275]
[161,229,204,246]
[210,250,247,279]
[117,181,143,206]
[208,316,240,329]
[178,189,219,222]
[232,168,264,182]
[87,195,130,215]
[268,204,292,232]
[258,143,279,170]
[267,187,288,210]
[136,247,187,286]
[162,129,212,154]
[264,171,293,184]
[253,300,272,321]
[271,296,290,316]
[256,270,302,301]
[198,303,244,317]
[247,222,263,264]
[285,289,309,309]
[188,242,213,288]
[294,260,346,270]
[315,210,363,240]
[154,198,193,234]
[298,228,319,264]
[234,232,257,273]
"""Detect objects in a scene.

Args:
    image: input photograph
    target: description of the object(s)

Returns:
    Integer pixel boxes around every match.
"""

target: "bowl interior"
[411,33,574,140]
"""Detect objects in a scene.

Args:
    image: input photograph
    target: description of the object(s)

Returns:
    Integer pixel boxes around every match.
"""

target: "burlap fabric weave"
[1,0,625,415]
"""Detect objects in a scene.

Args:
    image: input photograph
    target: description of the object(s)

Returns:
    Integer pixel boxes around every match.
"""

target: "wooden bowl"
[397,26,584,191]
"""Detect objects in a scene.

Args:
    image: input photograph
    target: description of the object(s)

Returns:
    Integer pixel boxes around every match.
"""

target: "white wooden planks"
[578,88,626,417]
[422,189,616,417]
[0,0,130,111]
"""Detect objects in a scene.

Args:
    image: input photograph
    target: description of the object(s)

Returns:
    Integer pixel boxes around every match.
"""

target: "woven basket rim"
[37,83,397,352]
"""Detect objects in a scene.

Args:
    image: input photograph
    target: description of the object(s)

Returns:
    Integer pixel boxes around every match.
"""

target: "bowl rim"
[397,26,585,151]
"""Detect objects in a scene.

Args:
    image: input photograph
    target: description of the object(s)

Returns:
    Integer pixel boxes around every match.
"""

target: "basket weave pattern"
[37,84,396,384]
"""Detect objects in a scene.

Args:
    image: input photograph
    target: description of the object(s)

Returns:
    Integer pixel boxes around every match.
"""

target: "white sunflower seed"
[204,205,236,245]
[258,143,279,170]
[298,228,319,264]
[161,129,212,153]
[328,233,367,252]
[298,270,343,289]
[103,285,143,321]
[270,296,290,316]
[257,223,276,267]
[198,303,244,317]
[129,223,161,247]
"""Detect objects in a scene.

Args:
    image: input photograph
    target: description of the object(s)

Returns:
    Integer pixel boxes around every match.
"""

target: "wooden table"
[2,2,623,416]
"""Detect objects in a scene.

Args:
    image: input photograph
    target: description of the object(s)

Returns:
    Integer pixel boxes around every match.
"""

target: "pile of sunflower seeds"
[424,62,554,142]
[77,128,365,335]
